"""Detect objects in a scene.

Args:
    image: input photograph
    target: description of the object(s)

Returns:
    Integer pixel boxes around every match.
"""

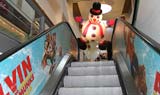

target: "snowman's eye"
[91,15,93,17]
[97,16,99,18]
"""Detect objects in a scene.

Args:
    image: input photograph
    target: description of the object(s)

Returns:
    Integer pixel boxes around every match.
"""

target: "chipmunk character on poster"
[75,2,114,61]
[41,33,56,74]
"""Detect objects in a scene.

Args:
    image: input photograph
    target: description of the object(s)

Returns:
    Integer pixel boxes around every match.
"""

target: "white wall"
[135,0,160,43]
[57,0,81,37]
[36,0,61,24]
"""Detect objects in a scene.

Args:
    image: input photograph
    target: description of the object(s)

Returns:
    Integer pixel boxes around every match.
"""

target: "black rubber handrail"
[40,53,74,95]
[132,0,139,25]
[0,22,79,61]
[112,18,160,55]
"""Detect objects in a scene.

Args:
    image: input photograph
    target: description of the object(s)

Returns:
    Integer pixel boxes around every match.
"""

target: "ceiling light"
[101,4,112,14]
[0,52,2,55]
[11,27,15,30]
[2,21,6,25]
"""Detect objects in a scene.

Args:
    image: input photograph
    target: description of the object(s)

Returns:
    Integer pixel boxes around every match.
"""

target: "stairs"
[58,61,123,95]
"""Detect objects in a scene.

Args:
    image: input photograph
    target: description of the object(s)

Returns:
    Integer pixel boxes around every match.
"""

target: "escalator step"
[58,87,123,95]
[68,66,117,76]
[64,75,120,87]
[71,61,114,67]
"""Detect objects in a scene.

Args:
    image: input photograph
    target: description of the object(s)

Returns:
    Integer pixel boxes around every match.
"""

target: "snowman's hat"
[90,2,102,15]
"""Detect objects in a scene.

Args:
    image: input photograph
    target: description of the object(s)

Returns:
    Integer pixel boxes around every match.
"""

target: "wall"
[135,0,160,43]
[125,0,135,23]
[106,0,125,19]
[60,0,81,37]
[35,0,60,24]
[77,0,125,20]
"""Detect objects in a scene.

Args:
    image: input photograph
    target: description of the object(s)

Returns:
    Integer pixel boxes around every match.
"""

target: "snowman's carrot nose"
[92,34,96,37]
[93,18,96,22]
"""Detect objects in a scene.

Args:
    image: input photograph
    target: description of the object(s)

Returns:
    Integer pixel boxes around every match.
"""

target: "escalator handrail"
[112,18,160,55]
[0,22,79,62]
[40,53,74,95]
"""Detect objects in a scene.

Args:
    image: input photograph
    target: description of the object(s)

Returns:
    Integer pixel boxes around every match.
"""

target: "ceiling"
[71,0,129,20]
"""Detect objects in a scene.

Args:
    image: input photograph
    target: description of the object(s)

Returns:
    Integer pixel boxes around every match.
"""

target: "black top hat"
[90,2,102,15]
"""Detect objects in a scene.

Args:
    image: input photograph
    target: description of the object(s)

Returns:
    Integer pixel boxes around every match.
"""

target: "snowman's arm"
[107,19,115,27]
[74,16,83,24]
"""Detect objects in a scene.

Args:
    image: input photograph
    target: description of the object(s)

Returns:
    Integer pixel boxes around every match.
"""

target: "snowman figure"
[76,2,113,60]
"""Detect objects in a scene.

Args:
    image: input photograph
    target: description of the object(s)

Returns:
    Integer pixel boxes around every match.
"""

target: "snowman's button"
[88,45,90,48]
[86,40,89,43]
[92,26,96,30]
[101,35,104,38]
[92,34,96,37]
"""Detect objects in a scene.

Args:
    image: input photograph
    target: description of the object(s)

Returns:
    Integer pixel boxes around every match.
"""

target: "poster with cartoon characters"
[113,20,160,95]
[0,23,78,95]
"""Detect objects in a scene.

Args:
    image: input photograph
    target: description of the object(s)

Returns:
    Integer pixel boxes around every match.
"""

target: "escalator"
[40,18,141,95]
[0,18,159,95]
[58,61,123,95]
[42,18,159,95]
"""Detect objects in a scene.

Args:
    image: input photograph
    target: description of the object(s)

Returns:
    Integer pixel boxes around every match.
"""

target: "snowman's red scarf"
[83,21,104,38]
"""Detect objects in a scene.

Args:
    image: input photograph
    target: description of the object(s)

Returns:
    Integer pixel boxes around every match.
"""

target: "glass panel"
[0,0,31,35]
[1,0,53,43]
[0,23,78,95]
[0,16,28,42]
[21,0,35,21]
[45,23,49,30]
[6,0,35,22]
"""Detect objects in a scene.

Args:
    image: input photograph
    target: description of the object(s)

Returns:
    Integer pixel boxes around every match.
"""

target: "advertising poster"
[134,36,160,95]
[0,23,78,95]
[113,20,160,95]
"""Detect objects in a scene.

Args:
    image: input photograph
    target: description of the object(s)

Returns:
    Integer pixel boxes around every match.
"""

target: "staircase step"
[68,66,117,76]
[58,87,123,95]
[64,75,120,87]
[71,61,114,67]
